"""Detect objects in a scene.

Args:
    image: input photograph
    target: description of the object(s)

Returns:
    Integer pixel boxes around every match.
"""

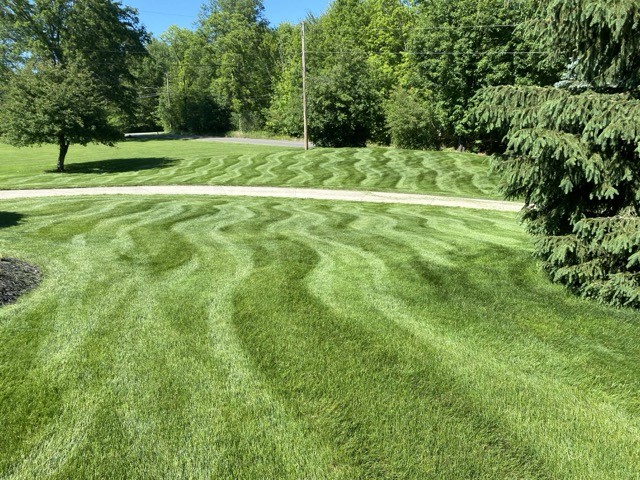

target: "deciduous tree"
[200,0,275,131]
[0,0,148,171]
[407,0,559,149]
[1,63,121,172]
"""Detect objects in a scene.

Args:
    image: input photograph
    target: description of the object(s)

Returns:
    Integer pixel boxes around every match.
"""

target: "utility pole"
[301,21,309,151]
[165,72,172,131]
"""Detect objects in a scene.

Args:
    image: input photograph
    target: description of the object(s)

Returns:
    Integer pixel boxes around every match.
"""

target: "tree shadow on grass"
[0,212,24,229]
[48,157,177,174]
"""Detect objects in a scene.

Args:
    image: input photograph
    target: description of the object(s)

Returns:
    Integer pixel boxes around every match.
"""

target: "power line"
[357,24,520,32]
[40,48,551,60]
[307,50,549,56]
[136,9,196,19]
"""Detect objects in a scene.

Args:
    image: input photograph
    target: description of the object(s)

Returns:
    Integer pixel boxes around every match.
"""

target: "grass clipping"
[0,258,41,306]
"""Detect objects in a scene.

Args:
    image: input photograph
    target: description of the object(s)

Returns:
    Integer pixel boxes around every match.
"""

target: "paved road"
[124,132,309,148]
[0,186,521,212]
[197,137,310,148]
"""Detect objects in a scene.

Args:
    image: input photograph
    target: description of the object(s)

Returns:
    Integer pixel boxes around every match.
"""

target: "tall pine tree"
[475,0,640,308]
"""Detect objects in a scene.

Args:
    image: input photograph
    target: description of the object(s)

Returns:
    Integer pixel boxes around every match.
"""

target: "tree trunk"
[57,134,70,172]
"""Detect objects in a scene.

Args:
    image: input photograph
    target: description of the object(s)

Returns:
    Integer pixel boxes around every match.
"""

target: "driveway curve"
[0,186,522,212]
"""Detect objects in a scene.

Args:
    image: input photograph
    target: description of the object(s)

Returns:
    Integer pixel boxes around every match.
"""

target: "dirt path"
[0,186,521,212]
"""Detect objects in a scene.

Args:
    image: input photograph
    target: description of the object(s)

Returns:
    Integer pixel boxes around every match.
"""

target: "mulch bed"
[0,258,41,306]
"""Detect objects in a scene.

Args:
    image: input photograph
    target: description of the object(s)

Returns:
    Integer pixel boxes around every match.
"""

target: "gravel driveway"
[0,186,521,212]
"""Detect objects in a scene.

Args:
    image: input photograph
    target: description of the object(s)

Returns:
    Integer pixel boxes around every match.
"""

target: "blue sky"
[126,0,330,36]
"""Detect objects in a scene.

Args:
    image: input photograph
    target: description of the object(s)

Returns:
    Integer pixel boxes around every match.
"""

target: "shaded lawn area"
[0,140,500,199]
[0,196,638,478]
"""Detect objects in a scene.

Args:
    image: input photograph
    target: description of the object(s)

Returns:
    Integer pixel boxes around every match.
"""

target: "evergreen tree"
[475,0,640,308]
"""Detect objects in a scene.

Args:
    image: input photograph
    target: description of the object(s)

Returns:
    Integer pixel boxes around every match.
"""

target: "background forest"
[133,0,565,150]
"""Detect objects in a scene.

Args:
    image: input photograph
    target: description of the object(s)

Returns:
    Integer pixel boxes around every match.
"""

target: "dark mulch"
[0,258,41,306]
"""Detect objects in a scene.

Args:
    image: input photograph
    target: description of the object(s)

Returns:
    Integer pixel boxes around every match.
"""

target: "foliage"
[0,0,148,170]
[0,62,121,151]
[160,89,230,135]
[266,0,413,145]
[406,0,562,149]
[385,87,443,150]
[475,0,640,308]
[124,40,166,133]
[153,27,230,134]
[136,0,560,148]
[302,0,393,146]
[308,51,383,147]
[200,0,275,131]
[543,0,640,90]
[265,23,304,138]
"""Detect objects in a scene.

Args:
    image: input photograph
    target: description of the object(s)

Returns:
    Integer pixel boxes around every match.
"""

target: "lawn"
[1,196,639,479]
[0,140,500,199]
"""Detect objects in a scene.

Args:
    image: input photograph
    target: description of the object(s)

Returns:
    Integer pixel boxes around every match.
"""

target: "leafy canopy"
[407,0,561,148]
[0,62,121,148]
[200,0,275,131]
[0,0,148,170]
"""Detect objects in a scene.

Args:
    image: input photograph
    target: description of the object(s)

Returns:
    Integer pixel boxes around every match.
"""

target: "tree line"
[0,0,564,154]
[133,0,564,149]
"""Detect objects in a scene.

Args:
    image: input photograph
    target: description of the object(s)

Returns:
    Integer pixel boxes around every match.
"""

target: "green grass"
[1,196,639,478]
[0,140,500,199]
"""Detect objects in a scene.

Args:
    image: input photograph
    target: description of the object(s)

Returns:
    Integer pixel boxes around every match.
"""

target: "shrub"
[385,88,443,150]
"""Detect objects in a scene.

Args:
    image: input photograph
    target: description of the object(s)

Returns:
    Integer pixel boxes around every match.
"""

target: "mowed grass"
[0,140,500,199]
[1,196,639,479]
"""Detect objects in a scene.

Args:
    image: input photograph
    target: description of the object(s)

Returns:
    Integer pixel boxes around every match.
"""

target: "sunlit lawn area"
[0,140,500,199]
[1,196,639,478]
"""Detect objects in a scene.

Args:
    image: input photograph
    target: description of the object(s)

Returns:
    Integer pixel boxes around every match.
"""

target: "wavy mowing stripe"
[136,206,341,478]
[1,196,639,478]
[294,227,545,476]
[0,141,501,199]
[349,150,375,187]
[1,200,340,478]
[224,204,637,478]
[283,154,317,186]
[251,151,286,184]
[173,156,220,184]
[450,153,495,194]
[297,208,638,477]
[236,154,267,183]
[211,154,254,185]
[383,149,425,192]
[312,150,350,187]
